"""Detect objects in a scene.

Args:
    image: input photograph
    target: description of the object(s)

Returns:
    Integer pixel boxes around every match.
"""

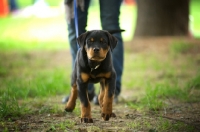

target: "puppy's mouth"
[88,56,105,61]
[85,47,108,62]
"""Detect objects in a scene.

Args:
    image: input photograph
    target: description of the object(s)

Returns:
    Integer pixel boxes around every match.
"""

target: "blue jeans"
[67,0,124,96]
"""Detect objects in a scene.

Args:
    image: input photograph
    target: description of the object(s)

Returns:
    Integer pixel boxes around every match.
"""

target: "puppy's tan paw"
[65,107,74,112]
[81,118,93,123]
[65,101,76,112]
[101,112,116,121]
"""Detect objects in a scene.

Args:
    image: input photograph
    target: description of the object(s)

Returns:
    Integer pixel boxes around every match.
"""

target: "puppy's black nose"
[93,48,100,52]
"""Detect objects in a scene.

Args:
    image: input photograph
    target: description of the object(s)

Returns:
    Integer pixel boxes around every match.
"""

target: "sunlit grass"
[0,4,135,50]
[0,0,200,51]
[0,16,68,50]
[190,0,200,37]
[17,0,63,8]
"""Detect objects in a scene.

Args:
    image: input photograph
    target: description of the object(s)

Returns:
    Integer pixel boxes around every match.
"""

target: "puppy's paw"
[101,112,116,121]
[65,102,76,112]
[64,107,74,112]
[111,112,116,117]
[81,118,93,123]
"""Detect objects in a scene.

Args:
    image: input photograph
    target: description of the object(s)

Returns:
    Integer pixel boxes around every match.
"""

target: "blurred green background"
[0,0,199,50]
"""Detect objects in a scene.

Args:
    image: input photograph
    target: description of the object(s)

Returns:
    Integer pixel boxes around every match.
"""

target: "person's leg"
[99,0,124,97]
[9,0,18,12]
[67,0,90,67]
[63,0,94,103]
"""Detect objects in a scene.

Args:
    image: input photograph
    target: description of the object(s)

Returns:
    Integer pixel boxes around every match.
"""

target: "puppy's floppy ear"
[77,31,90,48]
[105,31,118,51]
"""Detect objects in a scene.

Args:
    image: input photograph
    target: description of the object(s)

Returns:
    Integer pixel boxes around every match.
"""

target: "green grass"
[170,41,194,54]
[125,41,200,111]
[0,50,71,119]
[17,0,63,8]
[126,114,196,132]
[0,59,70,99]
[0,16,69,50]
[187,71,200,90]
[0,68,70,119]
[0,93,23,118]
[190,0,200,37]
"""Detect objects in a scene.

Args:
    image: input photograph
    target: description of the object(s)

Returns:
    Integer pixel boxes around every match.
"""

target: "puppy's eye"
[100,38,107,44]
[90,38,94,42]
[87,38,94,43]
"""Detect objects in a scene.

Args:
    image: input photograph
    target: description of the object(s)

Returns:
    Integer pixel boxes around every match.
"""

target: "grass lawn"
[0,0,200,131]
[1,37,200,131]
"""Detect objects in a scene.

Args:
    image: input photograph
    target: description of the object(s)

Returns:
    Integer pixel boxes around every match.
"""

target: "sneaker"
[93,95,118,105]
[62,96,69,104]
[114,95,118,104]
[93,95,99,105]
[88,89,95,101]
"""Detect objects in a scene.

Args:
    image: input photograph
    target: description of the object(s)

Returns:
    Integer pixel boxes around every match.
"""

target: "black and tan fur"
[65,30,118,123]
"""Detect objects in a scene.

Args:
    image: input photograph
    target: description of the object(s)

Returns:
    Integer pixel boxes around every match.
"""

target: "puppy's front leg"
[101,74,116,121]
[78,81,93,123]
[99,79,105,108]
[65,84,78,112]
[65,67,78,112]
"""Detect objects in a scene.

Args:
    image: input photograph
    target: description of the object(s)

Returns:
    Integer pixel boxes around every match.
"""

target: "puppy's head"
[77,30,117,62]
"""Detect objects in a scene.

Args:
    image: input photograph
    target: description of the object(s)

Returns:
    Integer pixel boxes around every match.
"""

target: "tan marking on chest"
[90,72,111,79]
[81,72,90,82]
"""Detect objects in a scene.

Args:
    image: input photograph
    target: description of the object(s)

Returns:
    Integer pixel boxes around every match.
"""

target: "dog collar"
[91,64,100,72]
[94,64,100,69]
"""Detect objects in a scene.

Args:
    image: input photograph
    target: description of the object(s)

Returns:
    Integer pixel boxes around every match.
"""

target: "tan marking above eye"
[100,38,103,42]
[90,38,94,42]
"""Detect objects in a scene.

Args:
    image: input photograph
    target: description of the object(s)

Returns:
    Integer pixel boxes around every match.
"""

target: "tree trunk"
[134,0,189,37]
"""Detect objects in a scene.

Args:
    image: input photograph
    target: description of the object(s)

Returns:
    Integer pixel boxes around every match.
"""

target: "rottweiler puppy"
[65,30,118,123]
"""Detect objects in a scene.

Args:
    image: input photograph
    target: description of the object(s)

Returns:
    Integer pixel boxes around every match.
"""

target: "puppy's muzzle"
[93,47,100,53]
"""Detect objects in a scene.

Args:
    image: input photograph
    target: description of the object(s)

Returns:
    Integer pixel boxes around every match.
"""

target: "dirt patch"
[1,101,200,132]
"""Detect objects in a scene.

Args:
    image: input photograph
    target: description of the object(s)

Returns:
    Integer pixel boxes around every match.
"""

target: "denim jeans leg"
[67,0,94,92]
[99,0,124,96]
[67,0,90,67]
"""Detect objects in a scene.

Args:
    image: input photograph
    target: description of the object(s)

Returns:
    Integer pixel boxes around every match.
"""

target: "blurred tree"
[134,0,189,36]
